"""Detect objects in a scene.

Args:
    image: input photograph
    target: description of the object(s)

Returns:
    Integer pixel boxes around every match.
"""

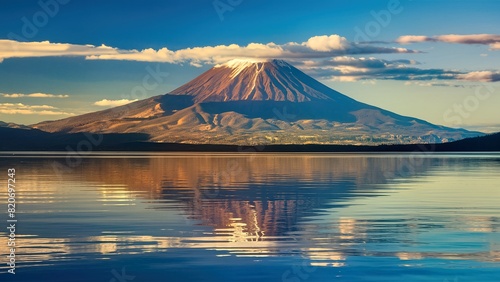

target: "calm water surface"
[0,153,498,281]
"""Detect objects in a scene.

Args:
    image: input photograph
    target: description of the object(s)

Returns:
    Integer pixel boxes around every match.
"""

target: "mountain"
[0,121,32,130]
[34,59,482,145]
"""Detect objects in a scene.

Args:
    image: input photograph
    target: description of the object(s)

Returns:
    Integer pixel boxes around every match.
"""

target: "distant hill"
[1,126,497,152]
[0,127,149,151]
[0,121,32,130]
[98,132,500,152]
[432,132,500,151]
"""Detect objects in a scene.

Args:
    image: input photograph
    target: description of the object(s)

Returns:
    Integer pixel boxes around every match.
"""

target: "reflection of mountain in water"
[1,154,498,269]
[63,155,441,238]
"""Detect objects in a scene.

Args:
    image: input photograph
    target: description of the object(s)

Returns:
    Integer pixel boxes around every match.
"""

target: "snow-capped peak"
[214,58,291,78]
[215,58,291,68]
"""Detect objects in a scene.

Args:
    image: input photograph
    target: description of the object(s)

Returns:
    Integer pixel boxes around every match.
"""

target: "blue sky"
[0,0,499,132]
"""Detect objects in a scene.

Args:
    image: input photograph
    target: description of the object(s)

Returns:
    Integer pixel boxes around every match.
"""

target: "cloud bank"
[0,34,498,83]
[296,57,500,82]
[0,35,415,66]
[0,40,118,60]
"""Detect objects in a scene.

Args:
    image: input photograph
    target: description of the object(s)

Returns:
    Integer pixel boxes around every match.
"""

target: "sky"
[0,0,499,132]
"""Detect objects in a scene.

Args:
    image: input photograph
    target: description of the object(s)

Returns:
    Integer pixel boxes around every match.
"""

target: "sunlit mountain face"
[33,59,481,145]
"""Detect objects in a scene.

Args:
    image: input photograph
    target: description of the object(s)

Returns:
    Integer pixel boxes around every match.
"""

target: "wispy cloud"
[1,93,69,98]
[299,56,419,69]
[94,99,138,107]
[457,71,500,82]
[404,81,469,88]
[0,36,416,66]
[0,103,74,115]
[396,34,500,50]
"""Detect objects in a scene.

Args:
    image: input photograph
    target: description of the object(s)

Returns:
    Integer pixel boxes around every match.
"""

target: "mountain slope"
[34,59,482,145]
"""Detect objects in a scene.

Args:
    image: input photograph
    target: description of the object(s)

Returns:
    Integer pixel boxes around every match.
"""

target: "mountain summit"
[34,59,481,145]
[170,59,348,103]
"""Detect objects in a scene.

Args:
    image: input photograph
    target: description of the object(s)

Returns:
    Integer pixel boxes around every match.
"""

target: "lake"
[0,153,498,281]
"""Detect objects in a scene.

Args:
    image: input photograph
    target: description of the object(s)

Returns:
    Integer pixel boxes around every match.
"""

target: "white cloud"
[1,93,69,98]
[304,35,348,52]
[27,105,56,109]
[0,36,415,66]
[329,76,360,82]
[0,103,74,115]
[457,71,500,82]
[396,35,431,44]
[396,34,500,50]
[94,99,138,107]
